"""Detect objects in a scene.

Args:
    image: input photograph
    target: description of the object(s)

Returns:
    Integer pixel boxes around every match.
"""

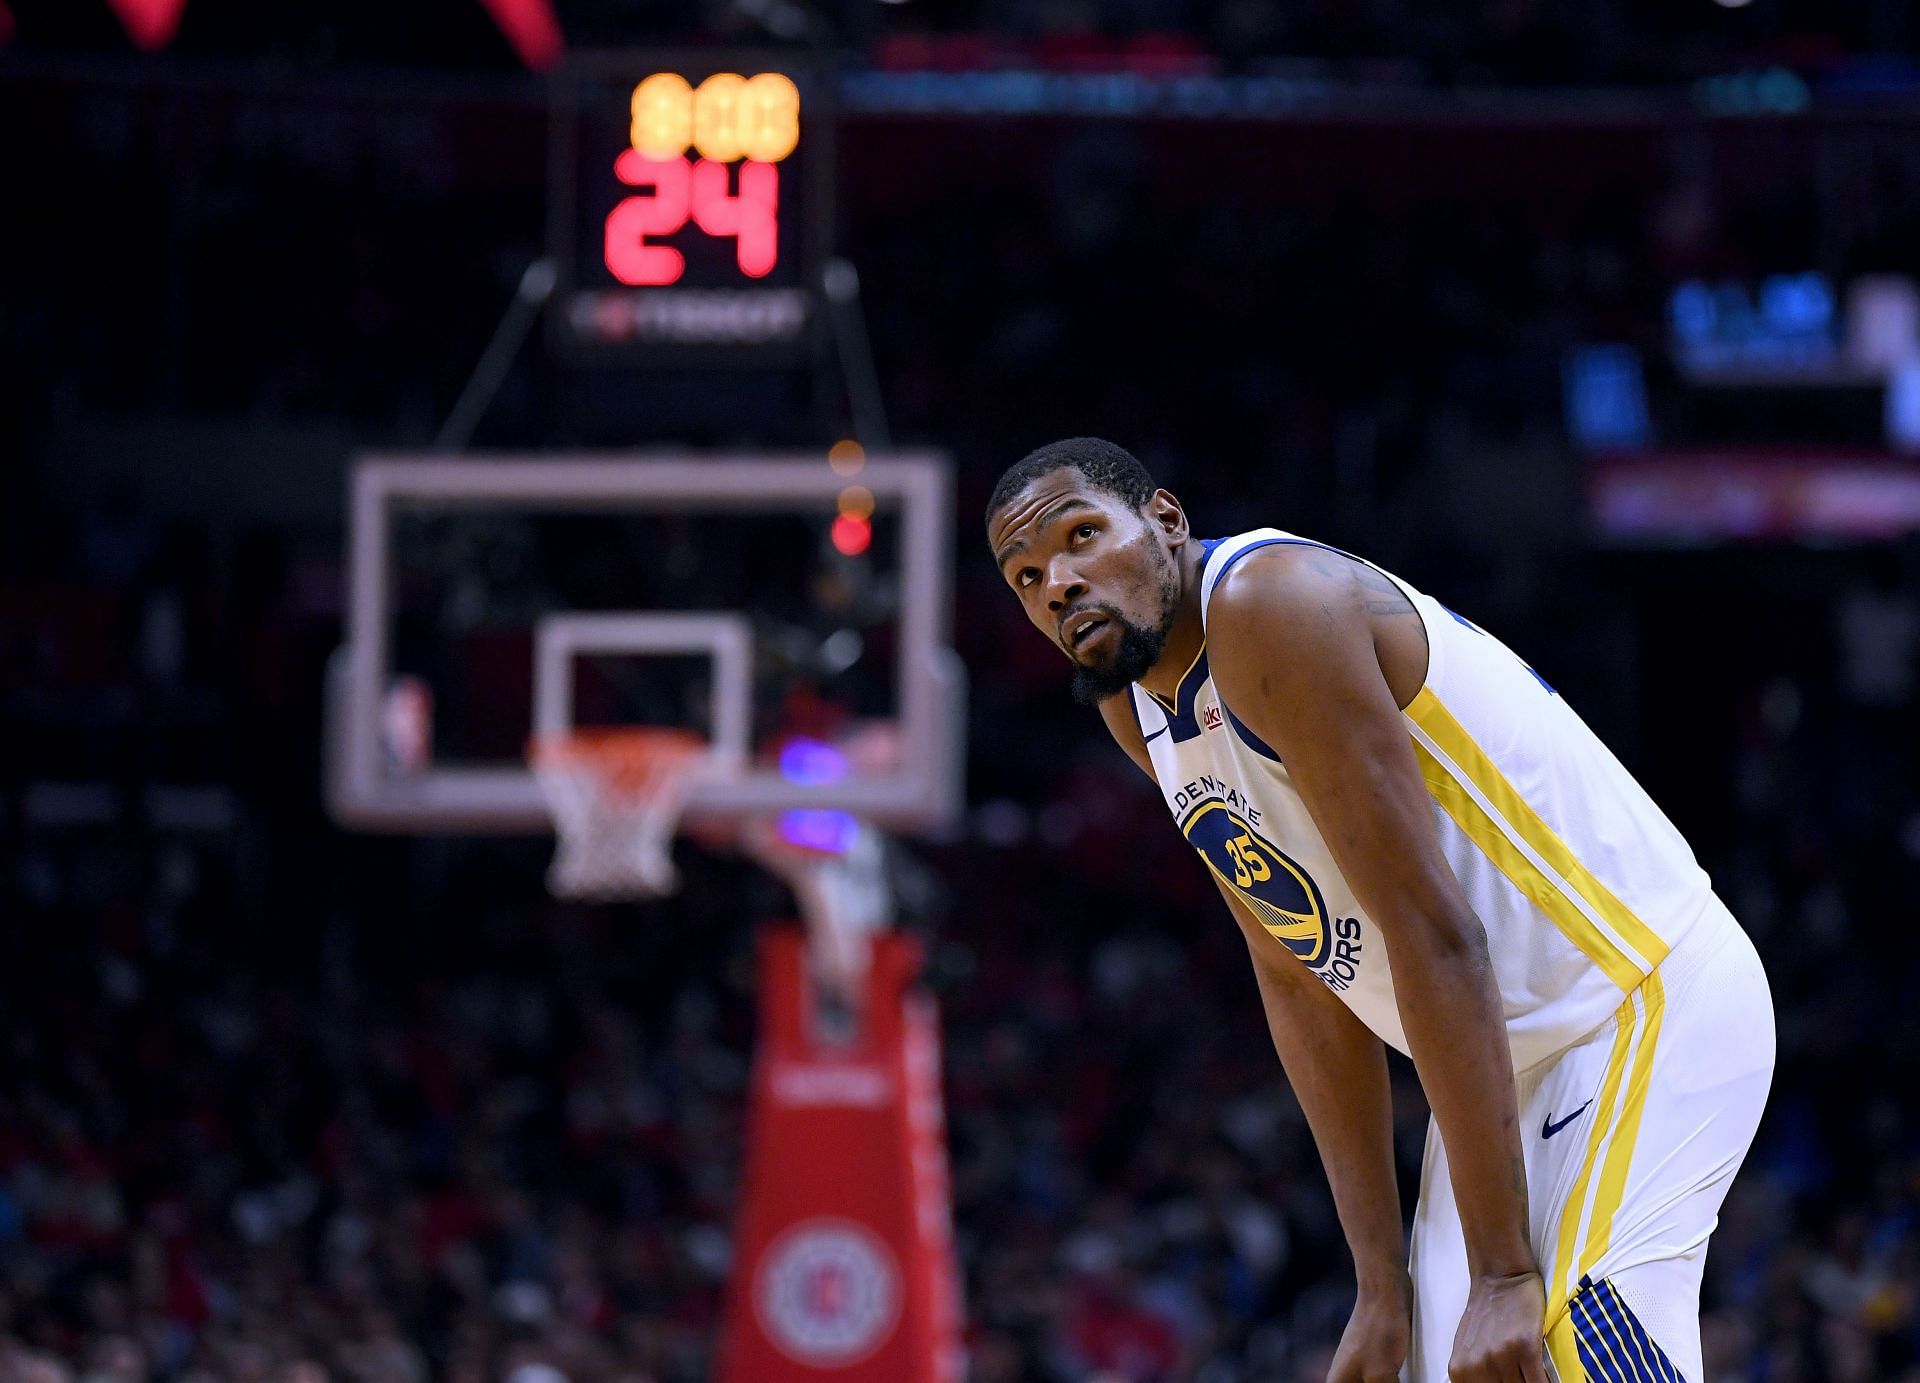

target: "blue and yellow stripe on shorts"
[1540,971,1672,1379]
[1540,971,1666,1331]
[1547,1276,1685,1382]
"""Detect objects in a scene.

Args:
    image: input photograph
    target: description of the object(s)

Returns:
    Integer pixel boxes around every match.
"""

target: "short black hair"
[985,437,1156,528]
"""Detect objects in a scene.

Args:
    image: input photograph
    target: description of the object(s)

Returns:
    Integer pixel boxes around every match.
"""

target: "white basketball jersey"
[1131,530,1714,1070]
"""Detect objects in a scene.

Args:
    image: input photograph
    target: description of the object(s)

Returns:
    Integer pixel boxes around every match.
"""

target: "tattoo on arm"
[1300,547,1428,650]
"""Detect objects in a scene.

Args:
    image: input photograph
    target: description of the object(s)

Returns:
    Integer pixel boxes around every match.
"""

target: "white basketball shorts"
[1406,897,1775,1382]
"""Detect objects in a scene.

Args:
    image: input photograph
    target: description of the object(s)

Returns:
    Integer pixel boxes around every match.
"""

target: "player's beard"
[1069,543,1181,707]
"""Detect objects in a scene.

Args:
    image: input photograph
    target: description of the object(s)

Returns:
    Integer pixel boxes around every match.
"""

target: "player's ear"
[1146,489,1188,546]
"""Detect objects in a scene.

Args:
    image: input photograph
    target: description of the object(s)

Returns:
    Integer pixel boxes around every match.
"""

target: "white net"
[529,729,711,900]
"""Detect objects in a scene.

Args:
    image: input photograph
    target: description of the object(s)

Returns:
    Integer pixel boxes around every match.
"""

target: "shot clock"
[548,54,833,363]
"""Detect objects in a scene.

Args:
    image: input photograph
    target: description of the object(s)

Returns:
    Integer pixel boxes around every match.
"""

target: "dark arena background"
[5,1,1920,1380]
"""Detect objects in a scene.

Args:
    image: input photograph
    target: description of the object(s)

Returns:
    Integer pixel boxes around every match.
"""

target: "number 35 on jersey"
[1181,800,1333,967]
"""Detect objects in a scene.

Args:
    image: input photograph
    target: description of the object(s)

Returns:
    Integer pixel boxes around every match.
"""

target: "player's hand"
[1327,1268,1412,1383]
[1448,1270,1549,1382]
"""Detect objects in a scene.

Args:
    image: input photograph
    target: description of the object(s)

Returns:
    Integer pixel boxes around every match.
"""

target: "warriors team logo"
[1180,800,1331,967]
[754,1219,901,1367]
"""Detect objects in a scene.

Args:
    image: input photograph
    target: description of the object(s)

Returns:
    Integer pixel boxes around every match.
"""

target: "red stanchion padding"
[718,928,962,1383]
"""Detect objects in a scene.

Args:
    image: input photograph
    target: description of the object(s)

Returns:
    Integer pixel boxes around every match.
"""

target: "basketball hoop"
[529,728,712,900]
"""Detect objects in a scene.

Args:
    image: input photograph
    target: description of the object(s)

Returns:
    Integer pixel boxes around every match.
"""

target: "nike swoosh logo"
[1142,726,1169,743]
[1541,1099,1593,1139]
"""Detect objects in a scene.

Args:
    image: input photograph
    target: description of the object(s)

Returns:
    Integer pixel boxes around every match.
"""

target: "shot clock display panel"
[548,54,832,364]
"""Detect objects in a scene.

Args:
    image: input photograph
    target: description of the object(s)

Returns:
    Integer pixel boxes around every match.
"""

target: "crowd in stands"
[2,499,1918,1381]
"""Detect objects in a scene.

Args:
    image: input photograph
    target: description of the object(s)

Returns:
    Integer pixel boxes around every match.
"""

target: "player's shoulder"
[1206,537,1371,640]
[1205,535,1428,713]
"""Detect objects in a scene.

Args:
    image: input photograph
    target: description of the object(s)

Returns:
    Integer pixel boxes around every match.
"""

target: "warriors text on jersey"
[1129,528,1715,1071]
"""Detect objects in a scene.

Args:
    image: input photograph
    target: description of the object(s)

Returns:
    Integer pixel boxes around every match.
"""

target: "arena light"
[837,485,875,521]
[777,808,861,854]
[830,513,872,556]
[775,744,865,853]
[105,0,187,48]
[828,440,866,476]
[474,0,564,69]
[778,737,848,786]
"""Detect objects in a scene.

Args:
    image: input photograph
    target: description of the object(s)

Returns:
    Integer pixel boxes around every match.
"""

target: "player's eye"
[1072,523,1097,542]
[1017,568,1039,588]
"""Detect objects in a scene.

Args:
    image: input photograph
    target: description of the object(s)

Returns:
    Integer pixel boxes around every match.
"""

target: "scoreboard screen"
[548,53,832,363]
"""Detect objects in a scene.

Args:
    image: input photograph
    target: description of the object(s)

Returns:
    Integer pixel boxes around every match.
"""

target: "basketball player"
[986,438,1773,1382]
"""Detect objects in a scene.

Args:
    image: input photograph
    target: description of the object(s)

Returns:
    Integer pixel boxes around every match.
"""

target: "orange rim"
[528,727,708,796]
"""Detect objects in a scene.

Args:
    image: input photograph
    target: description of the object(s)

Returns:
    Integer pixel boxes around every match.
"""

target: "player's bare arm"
[1218,874,1413,1382]
[1206,546,1549,1383]
[1098,693,1412,1379]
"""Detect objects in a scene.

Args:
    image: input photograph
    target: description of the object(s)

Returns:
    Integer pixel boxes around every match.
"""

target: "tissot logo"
[1202,703,1223,732]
